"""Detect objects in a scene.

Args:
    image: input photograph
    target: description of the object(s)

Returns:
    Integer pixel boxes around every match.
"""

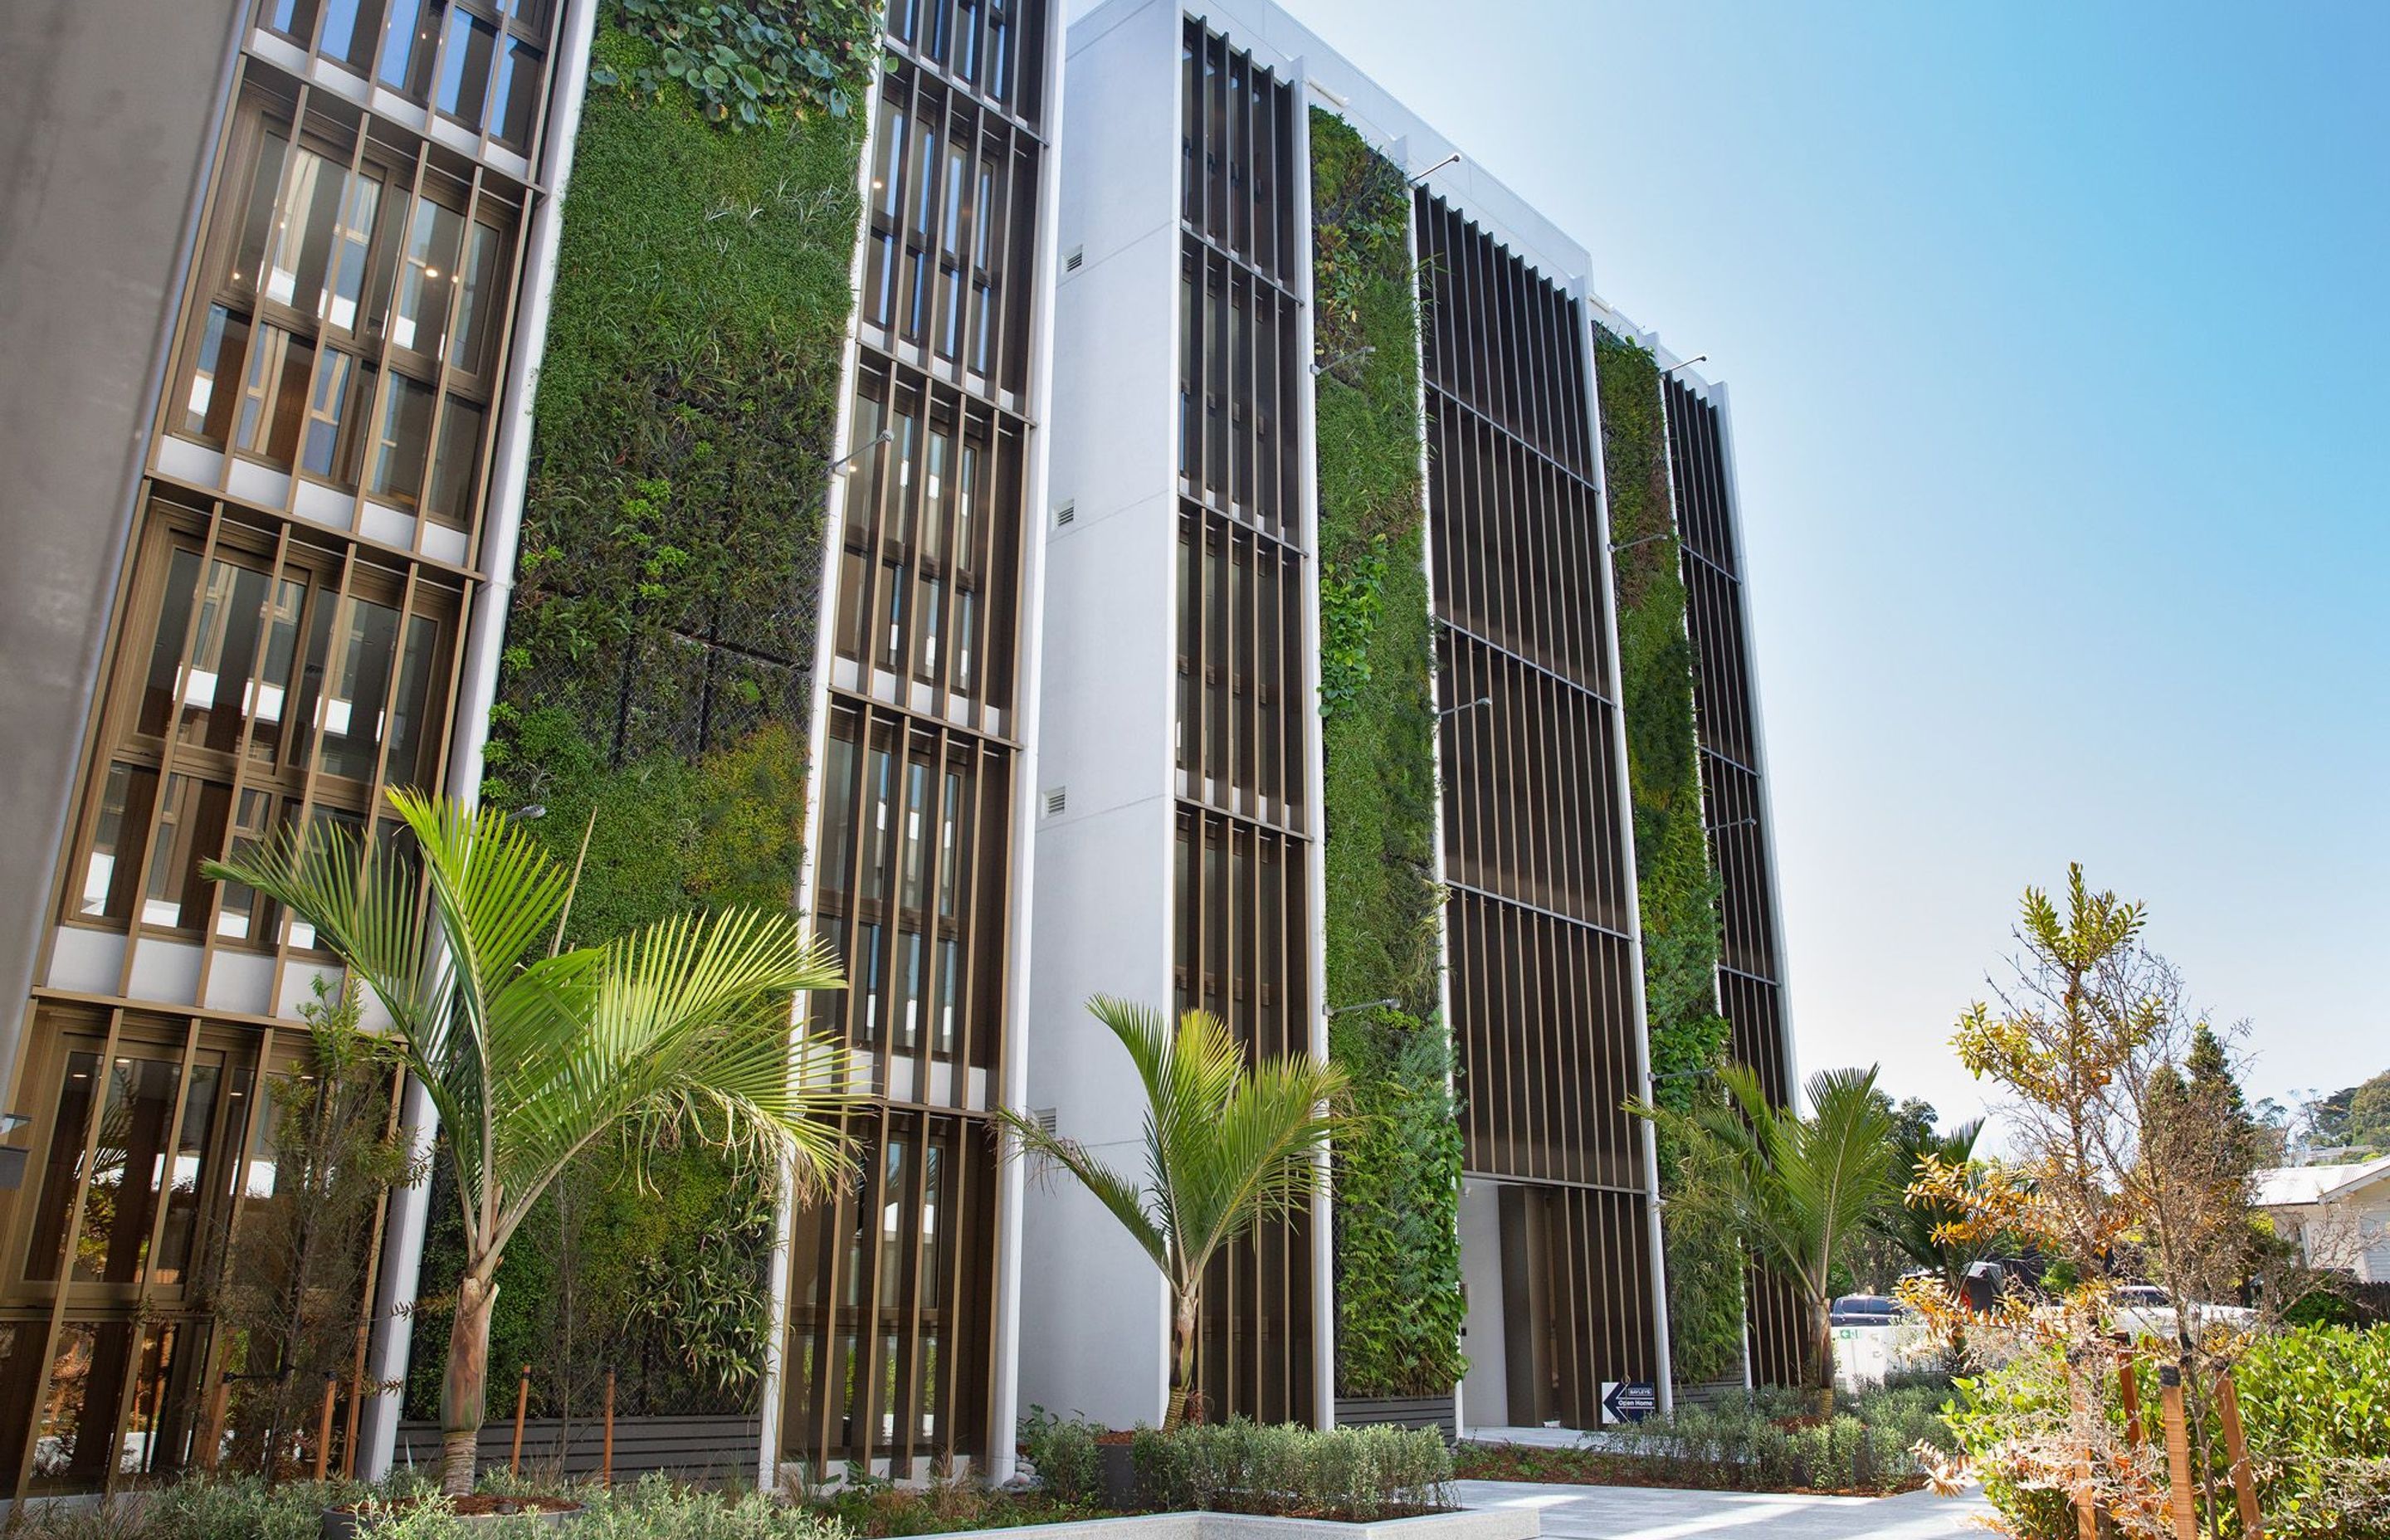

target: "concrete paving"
[1454,1478,1997,1540]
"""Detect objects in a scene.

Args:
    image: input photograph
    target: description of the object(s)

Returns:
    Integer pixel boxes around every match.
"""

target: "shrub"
[1601,1379,1954,1495]
[4,1475,851,1540]
[1129,1418,1451,1519]
[1019,1405,1104,1507]
[1947,1325,2390,1540]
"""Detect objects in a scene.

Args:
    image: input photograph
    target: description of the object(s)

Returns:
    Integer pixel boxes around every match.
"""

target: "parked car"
[2112,1284,2256,1341]
[1829,1294,1929,1388]
[1830,1294,1910,1327]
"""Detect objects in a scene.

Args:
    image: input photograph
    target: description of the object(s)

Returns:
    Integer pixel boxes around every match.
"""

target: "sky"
[1071,0,2390,1135]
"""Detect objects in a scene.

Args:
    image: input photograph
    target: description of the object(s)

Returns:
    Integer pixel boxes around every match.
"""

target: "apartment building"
[0,0,1790,1498]
[1024,0,1800,1433]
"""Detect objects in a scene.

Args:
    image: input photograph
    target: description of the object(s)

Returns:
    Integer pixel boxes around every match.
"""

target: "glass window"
[178,306,251,446]
[137,551,308,758]
[382,614,441,785]
[319,0,386,72]
[488,34,544,146]
[449,219,505,375]
[314,596,403,780]
[264,0,320,45]
[819,733,857,894]
[79,763,157,921]
[26,1321,137,1490]
[378,0,440,100]
[900,760,929,909]
[437,7,500,126]
[26,1053,203,1284]
[300,349,375,485]
[368,373,436,505]
[391,198,464,358]
[256,145,381,333]
[232,324,313,467]
[424,398,484,528]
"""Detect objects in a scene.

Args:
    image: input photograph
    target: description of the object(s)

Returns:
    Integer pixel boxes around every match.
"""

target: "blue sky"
[1081,0,2390,1130]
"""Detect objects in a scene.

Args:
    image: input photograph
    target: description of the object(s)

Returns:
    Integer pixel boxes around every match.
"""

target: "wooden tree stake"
[312,1374,339,1481]
[2215,1364,2265,1539]
[602,1367,616,1487]
[2158,1363,2198,1540]
[510,1364,531,1475]
[2067,1348,2100,1540]
[2114,1333,2145,1444]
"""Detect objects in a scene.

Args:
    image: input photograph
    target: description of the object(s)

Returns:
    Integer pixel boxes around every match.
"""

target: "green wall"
[1311,110,1467,1401]
[408,0,875,1421]
[1594,328,1744,1386]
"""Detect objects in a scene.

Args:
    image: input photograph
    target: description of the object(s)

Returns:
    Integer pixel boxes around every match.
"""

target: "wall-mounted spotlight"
[1409,151,1461,186]
[1705,816,1758,837]
[1310,344,1376,378]
[1609,531,1673,554]
[1662,353,1709,378]
[1436,695,1491,721]
[828,427,895,476]
[511,804,548,821]
[1327,997,1402,1020]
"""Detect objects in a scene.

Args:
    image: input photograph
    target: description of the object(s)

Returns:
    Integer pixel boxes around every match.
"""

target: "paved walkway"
[1456,1477,1997,1540]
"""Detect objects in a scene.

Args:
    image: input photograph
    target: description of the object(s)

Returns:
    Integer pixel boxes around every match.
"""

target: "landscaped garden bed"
[1452,1376,1961,1499]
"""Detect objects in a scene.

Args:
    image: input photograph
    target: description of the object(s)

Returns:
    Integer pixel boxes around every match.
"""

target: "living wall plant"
[432,0,877,1422]
[1594,328,1743,1386]
[1310,110,1467,1400]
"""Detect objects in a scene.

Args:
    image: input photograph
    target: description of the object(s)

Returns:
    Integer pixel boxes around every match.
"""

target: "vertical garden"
[407,0,879,1424]
[1594,329,1745,1386]
[1309,111,1469,1401]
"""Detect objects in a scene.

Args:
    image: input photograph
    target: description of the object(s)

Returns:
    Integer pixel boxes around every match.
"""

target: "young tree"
[209,791,855,1495]
[997,997,1347,1429]
[1643,1063,1900,1415]
[214,977,420,1476]
[1910,865,2279,1534]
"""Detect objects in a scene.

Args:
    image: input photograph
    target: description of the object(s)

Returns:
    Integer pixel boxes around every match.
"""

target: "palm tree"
[1646,1063,1900,1416]
[997,998,1347,1429]
[1874,1113,1989,1294]
[207,791,854,1495]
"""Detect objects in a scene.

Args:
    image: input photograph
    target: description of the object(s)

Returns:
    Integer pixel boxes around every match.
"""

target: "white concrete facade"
[1022,0,1798,1433]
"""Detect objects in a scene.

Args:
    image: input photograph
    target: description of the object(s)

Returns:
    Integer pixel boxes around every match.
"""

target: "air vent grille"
[1044,787,1067,817]
[1054,500,1076,529]
[1034,1108,1059,1137]
[1064,246,1085,272]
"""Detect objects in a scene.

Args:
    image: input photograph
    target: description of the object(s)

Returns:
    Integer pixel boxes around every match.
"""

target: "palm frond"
[995,1107,1170,1274]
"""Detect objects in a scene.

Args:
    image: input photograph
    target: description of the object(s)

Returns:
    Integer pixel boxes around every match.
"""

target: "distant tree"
[2347,1069,2390,1153]
[1873,1111,1992,1294]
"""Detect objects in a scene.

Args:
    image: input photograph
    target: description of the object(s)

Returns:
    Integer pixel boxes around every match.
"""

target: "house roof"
[2254,1153,2390,1207]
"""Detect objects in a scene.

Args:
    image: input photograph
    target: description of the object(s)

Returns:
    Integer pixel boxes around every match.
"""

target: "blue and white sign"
[1600,1379,1657,1425]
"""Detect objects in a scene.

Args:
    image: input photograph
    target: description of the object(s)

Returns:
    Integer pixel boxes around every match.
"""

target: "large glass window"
[170,93,515,519]
[66,511,456,949]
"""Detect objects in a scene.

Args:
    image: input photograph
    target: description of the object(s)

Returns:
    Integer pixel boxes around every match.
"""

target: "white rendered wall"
[1456,1180,1509,1426]
[1018,0,1187,1430]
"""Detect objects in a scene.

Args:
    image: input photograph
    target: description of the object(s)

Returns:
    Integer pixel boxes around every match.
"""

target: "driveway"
[1455,1477,1997,1539]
